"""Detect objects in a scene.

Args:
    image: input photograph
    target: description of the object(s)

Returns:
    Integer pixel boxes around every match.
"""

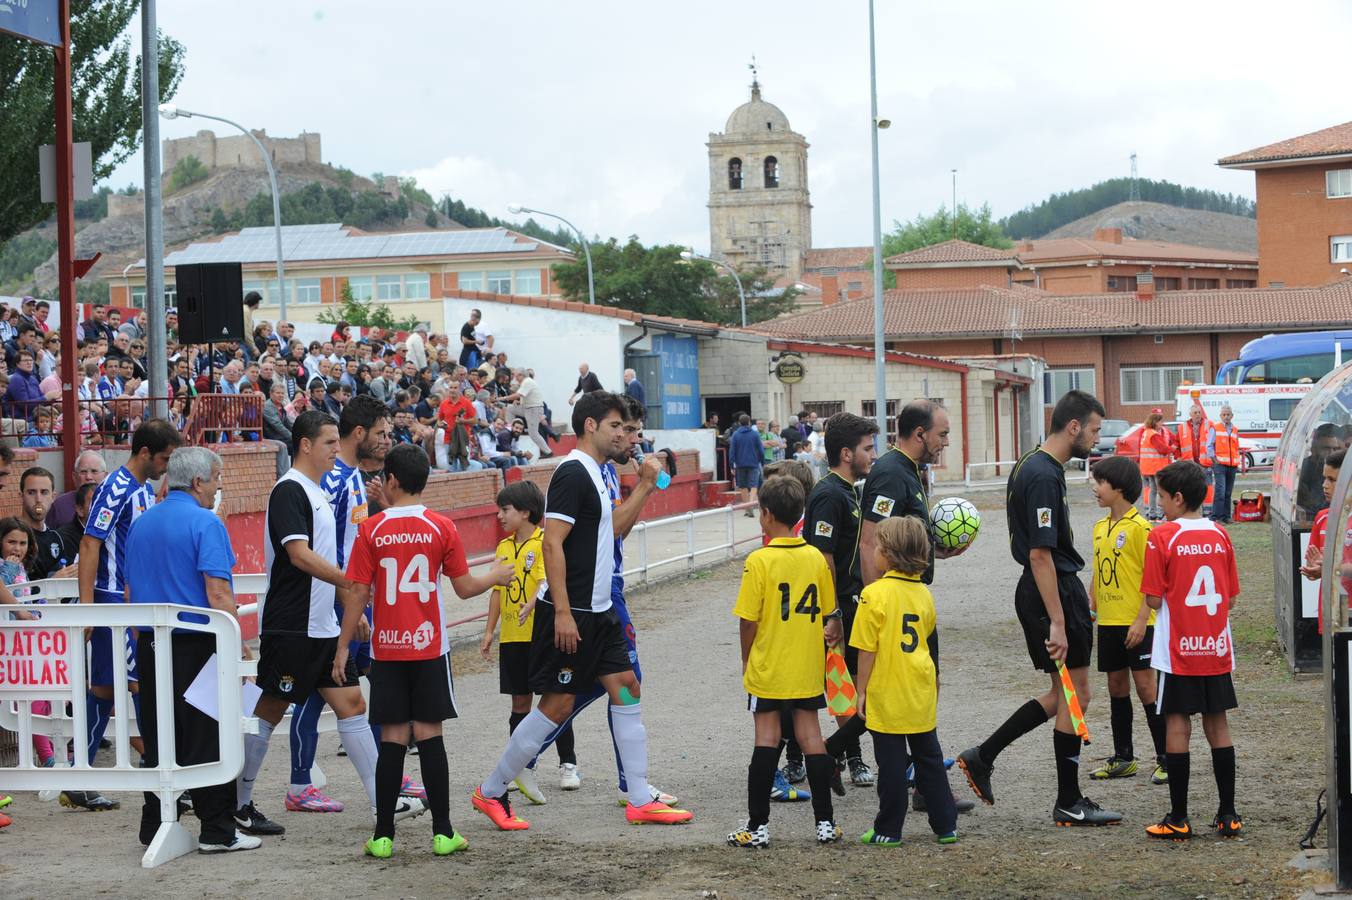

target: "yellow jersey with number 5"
[849,572,937,734]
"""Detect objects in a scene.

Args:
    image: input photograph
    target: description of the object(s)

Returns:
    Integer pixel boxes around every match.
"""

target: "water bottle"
[634,448,670,490]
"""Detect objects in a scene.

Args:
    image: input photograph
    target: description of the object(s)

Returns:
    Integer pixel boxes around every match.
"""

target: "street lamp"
[681,249,746,327]
[867,0,888,448]
[159,103,287,319]
[507,203,594,305]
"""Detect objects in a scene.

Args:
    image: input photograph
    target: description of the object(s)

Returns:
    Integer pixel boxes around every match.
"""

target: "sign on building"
[654,334,701,429]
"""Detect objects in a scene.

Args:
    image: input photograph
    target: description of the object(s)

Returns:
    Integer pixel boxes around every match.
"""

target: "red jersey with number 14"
[345,504,470,661]
[1141,518,1240,675]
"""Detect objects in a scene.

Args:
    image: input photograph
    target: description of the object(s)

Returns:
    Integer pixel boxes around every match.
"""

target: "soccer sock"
[237,718,275,808]
[1109,695,1134,760]
[374,741,406,841]
[1142,702,1167,762]
[482,709,559,798]
[805,753,836,824]
[1212,746,1236,817]
[555,722,577,766]
[508,711,527,734]
[979,698,1050,765]
[824,715,869,760]
[1166,751,1190,820]
[609,703,653,808]
[337,714,380,808]
[288,692,324,791]
[1052,729,1083,809]
[85,693,113,763]
[417,737,453,837]
[607,704,629,792]
[747,745,778,828]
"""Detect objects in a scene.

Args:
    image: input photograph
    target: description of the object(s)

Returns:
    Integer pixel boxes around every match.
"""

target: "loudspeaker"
[175,262,245,344]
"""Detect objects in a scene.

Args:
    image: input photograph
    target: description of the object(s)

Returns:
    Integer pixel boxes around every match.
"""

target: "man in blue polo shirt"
[126,446,265,854]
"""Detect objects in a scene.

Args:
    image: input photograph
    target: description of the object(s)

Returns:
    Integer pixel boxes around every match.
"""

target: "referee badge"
[1037,507,1052,528]
[871,496,894,516]
[814,521,834,538]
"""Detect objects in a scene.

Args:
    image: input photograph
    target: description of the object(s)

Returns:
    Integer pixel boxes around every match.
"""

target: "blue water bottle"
[634,449,670,490]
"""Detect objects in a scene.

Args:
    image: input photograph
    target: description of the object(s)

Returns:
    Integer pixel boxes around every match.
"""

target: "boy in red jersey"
[1140,460,1242,841]
[1300,449,1352,634]
[338,443,512,859]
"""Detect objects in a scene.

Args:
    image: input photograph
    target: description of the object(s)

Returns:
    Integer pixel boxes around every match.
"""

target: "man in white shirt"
[406,325,429,371]
[504,372,552,459]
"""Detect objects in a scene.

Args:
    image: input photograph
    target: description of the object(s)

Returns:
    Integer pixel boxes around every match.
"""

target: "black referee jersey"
[1006,448,1083,574]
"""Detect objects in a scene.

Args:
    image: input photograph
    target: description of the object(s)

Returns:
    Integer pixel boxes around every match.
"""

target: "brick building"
[1219,120,1352,288]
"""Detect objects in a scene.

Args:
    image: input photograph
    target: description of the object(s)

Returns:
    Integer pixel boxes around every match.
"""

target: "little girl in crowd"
[0,516,54,768]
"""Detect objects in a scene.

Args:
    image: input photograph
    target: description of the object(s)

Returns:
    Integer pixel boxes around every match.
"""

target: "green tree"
[209,206,228,232]
[436,193,574,247]
[0,0,186,243]
[317,282,421,332]
[168,154,208,192]
[74,184,112,220]
[873,203,1012,287]
[1000,177,1256,239]
[424,210,439,228]
[0,232,57,292]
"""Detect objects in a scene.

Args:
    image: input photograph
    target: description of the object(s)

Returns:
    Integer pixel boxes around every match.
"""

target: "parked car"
[1092,419,1130,457]
[1114,421,1261,471]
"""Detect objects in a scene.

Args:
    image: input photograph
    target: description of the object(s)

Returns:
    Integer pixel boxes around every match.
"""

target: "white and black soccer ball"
[930,497,981,550]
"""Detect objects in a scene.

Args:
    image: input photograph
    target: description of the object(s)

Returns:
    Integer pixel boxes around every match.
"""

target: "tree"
[209,207,228,232]
[168,154,208,192]
[1000,177,1257,239]
[424,210,439,228]
[873,203,1012,288]
[0,0,186,243]
[317,282,421,333]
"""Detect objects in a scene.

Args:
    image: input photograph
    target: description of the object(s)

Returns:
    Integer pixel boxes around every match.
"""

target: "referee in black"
[956,389,1123,827]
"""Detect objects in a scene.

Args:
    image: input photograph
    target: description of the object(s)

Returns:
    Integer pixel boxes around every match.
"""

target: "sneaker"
[937,830,958,844]
[1146,814,1193,841]
[234,802,286,835]
[199,831,262,853]
[380,797,426,823]
[1151,762,1169,785]
[513,768,547,805]
[433,831,469,855]
[1090,756,1138,780]
[0,795,11,809]
[816,819,842,844]
[285,785,345,813]
[848,757,875,787]
[727,821,770,848]
[858,828,901,847]
[912,789,976,814]
[0,812,10,829]
[559,762,581,791]
[472,787,530,831]
[956,747,995,806]
[399,776,427,800]
[782,758,807,784]
[626,800,694,825]
[364,836,393,859]
[617,784,680,807]
[1053,796,1123,827]
[771,769,810,802]
[1213,812,1244,837]
[58,791,120,812]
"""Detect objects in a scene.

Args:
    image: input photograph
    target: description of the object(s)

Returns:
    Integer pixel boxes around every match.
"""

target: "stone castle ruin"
[161,129,322,175]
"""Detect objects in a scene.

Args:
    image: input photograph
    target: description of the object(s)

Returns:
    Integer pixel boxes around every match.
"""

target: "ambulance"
[1174,383,1311,467]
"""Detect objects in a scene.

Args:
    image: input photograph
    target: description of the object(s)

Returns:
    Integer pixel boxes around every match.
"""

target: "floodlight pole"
[868,0,888,447]
[682,250,746,328]
[141,0,167,419]
[510,205,593,305]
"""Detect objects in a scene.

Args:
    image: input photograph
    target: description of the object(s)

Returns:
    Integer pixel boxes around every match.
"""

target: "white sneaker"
[371,797,427,823]
[513,767,547,805]
[198,830,262,853]
[815,819,843,844]
[617,784,680,807]
[559,763,581,790]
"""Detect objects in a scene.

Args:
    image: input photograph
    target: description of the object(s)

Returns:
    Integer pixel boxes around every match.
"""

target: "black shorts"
[1015,571,1093,673]
[257,634,359,700]
[1097,625,1155,672]
[368,654,458,725]
[748,694,827,713]
[499,641,531,695]
[1156,671,1238,716]
[527,602,633,695]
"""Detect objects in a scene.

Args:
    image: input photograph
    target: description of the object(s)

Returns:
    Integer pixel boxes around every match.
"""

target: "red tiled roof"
[885,239,1017,266]
[1219,121,1352,167]
[1014,237,1256,266]
[804,246,873,270]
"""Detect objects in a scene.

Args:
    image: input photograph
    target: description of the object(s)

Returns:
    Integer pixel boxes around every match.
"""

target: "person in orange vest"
[1139,410,1172,521]
[1207,404,1241,524]
[1176,405,1214,516]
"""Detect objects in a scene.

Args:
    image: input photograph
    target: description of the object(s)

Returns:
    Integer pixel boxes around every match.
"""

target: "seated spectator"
[473,389,493,425]
[22,405,58,448]
[323,380,348,418]
[262,382,293,444]
[475,425,515,470]
[5,350,43,422]
[412,387,437,429]
[503,417,535,465]
[390,408,415,445]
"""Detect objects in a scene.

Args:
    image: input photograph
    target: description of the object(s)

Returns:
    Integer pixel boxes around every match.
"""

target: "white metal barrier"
[623,500,763,587]
[963,457,1089,489]
[0,604,253,867]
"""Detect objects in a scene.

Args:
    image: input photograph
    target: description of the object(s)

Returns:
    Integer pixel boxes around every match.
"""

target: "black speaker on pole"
[175,262,246,344]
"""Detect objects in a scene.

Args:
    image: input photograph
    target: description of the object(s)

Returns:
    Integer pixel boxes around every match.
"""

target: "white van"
[1174,383,1311,465]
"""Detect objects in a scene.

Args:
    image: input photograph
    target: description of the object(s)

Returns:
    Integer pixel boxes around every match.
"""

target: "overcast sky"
[108,0,1349,251]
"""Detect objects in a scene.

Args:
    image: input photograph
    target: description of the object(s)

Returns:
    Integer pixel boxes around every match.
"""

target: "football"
[930,497,981,550]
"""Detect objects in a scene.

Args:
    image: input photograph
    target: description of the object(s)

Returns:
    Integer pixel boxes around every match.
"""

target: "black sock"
[1212,746,1236,817]
[1109,695,1134,760]
[554,722,577,766]
[1052,729,1082,809]
[416,737,453,837]
[979,699,1050,764]
[805,753,836,824]
[508,711,526,735]
[747,745,778,828]
[374,741,407,840]
[1142,702,1167,762]
[824,716,868,761]
[1166,751,1190,821]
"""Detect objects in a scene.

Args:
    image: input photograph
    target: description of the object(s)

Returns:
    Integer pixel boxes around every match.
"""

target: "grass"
[1227,519,1279,651]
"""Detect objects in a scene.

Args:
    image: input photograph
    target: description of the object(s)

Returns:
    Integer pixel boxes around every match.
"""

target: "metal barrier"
[0,604,253,867]
[1,394,266,448]
[964,457,1089,489]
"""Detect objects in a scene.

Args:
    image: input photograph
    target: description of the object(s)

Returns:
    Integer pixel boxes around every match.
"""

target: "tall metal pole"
[868,0,888,447]
[514,206,593,305]
[54,0,79,482]
[141,0,167,420]
[686,251,746,327]
[951,169,958,239]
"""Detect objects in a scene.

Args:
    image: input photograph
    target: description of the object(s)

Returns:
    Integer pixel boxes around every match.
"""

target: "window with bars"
[1120,365,1204,404]
[801,400,844,419]
[861,399,900,432]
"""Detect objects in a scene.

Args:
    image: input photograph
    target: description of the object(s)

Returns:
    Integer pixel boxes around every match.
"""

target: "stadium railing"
[0,603,252,868]
[964,457,1089,489]
[0,394,265,448]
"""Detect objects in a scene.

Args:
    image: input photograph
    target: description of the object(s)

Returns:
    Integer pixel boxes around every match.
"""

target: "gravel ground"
[2,475,1332,898]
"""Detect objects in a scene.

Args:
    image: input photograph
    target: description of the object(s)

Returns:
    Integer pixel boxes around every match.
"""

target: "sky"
[106,0,1352,252]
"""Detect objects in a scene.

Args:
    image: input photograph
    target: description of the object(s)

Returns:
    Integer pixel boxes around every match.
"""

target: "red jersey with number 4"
[1142,518,1240,675]
[345,504,470,661]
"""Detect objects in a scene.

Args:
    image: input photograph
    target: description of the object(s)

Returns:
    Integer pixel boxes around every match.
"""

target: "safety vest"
[1177,420,1212,467]
[1212,424,1241,467]
[1140,427,1169,475]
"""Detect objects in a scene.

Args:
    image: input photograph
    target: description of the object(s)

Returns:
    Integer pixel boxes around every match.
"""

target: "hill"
[1000,176,1254,240]
[1043,201,1257,253]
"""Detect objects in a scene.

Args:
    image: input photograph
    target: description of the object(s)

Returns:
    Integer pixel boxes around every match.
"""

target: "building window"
[486,271,512,294]
[801,400,844,419]
[294,278,322,305]
[347,276,373,301]
[131,287,145,308]
[404,273,430,300]
[1333,235,1352,263]
[459,271,483,292]
[764,156,779,188]
[847,280,863,293]
[1043,368,1096,406]
[860,399,900,432]
[1187,277,1219,290]
[1120,365,1204,405]
[1226,279,1256,289]
[728,158,742,190]
[243,280,269,307]
[515,269,542,295]
[376,274,402,301]
[1106,275,1136,292]
[163,283,176,307]
[1327,169,1352,199]
[1155,277,1181,291]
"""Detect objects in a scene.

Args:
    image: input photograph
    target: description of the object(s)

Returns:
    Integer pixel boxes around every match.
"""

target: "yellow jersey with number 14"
[849,572,937,734]
[1091,508,1154,627]
[495,528,545,644]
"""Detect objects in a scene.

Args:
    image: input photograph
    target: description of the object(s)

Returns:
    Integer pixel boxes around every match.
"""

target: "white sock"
[337,714,379,807]
[609,704,652,807]
[482,709,559,798]
[237,719,275,808]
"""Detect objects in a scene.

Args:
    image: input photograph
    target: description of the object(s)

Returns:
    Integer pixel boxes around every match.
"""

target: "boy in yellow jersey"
[1088,455,1168,784]
[729,476,844,848]
[851,516,956,846]
[479,481,573,804]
